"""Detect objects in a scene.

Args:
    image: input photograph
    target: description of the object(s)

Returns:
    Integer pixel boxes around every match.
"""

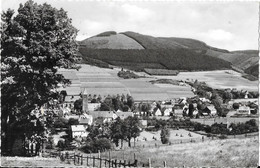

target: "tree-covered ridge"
[1,0,79,155]
[79,48,231,71]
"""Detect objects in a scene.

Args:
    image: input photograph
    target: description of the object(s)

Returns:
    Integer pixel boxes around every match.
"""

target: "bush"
[160,128,170,144]
[81,138,112,153]
[219,135,227,139]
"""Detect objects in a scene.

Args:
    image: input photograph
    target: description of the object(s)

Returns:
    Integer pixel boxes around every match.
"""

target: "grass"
[100,137,259,167]
[1,156,70,167]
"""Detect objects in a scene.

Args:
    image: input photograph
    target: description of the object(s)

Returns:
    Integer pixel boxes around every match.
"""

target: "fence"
[59,152,138,167]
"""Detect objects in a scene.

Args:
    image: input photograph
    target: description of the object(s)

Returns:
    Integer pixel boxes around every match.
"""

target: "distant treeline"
[79,48,231,72]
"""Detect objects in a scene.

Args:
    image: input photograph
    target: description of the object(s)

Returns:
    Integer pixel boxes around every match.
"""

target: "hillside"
[79,31,144,49]
[78,31,257,77]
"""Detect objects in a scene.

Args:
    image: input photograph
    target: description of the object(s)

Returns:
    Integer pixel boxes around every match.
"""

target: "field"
[58,64,195,101]
[154,70,258,91]
[58,65,257,101]
[102,137,259,167]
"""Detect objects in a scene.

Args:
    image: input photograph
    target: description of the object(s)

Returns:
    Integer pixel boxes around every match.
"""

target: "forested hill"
[78,31,258,77]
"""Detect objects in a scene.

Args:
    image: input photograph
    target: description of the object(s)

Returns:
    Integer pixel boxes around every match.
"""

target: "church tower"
[82,88,88,113]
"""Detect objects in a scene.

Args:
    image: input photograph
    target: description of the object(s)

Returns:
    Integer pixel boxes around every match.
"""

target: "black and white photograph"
[1,0,259,167]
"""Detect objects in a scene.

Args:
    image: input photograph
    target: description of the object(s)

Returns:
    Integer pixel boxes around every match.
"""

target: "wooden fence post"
[100,158,102,168]
[87,156,89,166]
[74,153,76,165]
[124,160,126,168]
[81,154,83,165]
[134,159,138,167]
[115,159,117,168]
[93,156,95,167]
[78,154,80,164]
[109,150,111,168]
[148,158,151,168]
[163,161,167,167]
[134,153,136,160]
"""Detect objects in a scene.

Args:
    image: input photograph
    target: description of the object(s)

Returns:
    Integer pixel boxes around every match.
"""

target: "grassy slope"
[106,137,259,167]
[79,32,144,49]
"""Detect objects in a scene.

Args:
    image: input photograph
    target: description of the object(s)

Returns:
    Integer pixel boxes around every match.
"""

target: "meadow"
[99,137,259,167]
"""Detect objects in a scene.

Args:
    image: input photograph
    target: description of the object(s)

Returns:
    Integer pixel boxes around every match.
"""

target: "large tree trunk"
[120,139,124,149]
[128,138,131,147]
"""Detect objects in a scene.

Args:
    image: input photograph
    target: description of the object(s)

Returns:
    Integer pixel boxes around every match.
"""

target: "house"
[153,107,162,116]
[201,105,217,116]
[78,113,93,125]
[161,107,172,116]
[88,103,101,111]
[237,105,250,115]
[115,111,133,120]
[89,111,116,123]
[199,98,211,103]
[207,105,217,116]
[71,125,88,138]
[64,95,81,108]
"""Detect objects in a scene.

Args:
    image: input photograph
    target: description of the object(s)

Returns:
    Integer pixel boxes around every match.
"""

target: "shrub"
[219,134,227,139]
[160,128,170,144]
[81,138,112,153]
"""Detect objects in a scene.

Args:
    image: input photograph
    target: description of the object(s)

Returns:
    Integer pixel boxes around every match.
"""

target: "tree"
[160,127,170,144]
[1,0,79,155]
[110,117,125,148]
[232,103,240,110]
[122,116,141,147]
[74,99,83,112]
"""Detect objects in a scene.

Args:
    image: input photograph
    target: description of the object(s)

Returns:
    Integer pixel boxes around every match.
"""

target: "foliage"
[117,70,141,79]
[123,116,141,147]
[110,117,125,147]
[81,138,112,153]
[79,48,231,72]
[53,117,69,128]
[160,127,170,144]
[68,118,79,125]
[144,68,179,75]
[1,0,78,155]
[74,99,82,112]
[233,103,240,110]
[229,119,258,135]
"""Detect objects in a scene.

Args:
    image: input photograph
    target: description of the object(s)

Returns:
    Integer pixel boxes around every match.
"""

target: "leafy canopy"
[1,0,79,154]
[1,0,79,119]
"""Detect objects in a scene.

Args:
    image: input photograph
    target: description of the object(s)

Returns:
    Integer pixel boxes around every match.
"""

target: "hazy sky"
[1,0,259,51]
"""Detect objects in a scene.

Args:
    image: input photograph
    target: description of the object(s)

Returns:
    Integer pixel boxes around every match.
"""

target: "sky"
[1,0,259,51]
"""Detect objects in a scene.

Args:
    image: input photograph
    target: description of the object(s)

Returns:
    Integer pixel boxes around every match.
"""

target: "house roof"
[115,112,133,119]
[71,125,86,132]
[89,111,115,119]
[207,105,216,111]
[64,96,81,102]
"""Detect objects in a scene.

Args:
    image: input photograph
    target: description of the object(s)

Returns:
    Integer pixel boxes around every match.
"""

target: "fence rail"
[59,152,138,167]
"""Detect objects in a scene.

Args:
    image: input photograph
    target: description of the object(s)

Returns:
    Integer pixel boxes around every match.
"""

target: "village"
[22,73,258,159]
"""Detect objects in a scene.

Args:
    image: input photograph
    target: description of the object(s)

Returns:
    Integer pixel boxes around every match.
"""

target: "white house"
[88,103,101,111]
[79,113,93,125]
[237,105,250,115]
[207,105,217,116]
[89,111,116,123]
[71,125,88,138]
[153,108,162,116]
[161,108,172,116]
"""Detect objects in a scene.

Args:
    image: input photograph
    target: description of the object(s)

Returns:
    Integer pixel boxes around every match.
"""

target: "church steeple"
[82,88,88,113]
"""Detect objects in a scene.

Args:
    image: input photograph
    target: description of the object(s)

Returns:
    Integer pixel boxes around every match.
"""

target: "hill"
[78,31,257,78]
[79,31,144,49]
